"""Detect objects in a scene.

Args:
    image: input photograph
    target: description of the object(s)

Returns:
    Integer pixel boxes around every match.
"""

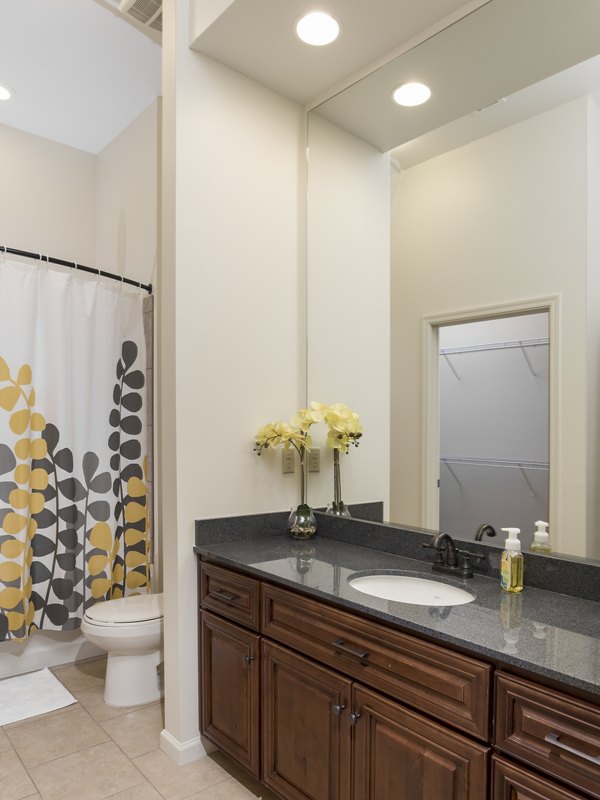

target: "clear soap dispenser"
[530,520,552,554]
[500,527,523,593]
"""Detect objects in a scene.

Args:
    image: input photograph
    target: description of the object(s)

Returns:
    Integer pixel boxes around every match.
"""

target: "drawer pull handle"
[331,704,346,716]
[332,639,369,661]
[214,589,241,602]
[545,733,600,766]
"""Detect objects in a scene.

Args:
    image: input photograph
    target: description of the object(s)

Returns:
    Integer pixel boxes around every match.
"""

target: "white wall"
[96,100,161,287]
[159,0,304,763]
[391,97,595,556]
[0,123,96,262]
[586,98,600,560]
[306,113,390,512]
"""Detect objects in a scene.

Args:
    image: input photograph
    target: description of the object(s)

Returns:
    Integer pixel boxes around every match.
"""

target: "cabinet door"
[352,685,489,800]
[262,640,352,800]
[493,755,588,799]
[200,611,260,777]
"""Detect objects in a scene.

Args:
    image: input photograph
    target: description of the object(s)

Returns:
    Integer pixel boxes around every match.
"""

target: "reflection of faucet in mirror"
[475,523,496,541]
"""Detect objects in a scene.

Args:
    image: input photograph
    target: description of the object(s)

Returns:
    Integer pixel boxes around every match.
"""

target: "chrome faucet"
[422,532,485,579]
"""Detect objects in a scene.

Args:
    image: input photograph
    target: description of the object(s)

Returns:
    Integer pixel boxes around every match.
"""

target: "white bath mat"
[0,668,76,726]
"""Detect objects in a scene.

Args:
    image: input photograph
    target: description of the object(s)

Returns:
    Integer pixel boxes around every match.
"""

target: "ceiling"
[313,0,600,155]
[3,0,600,166]
[192,0,600,167]
[0,0,161,154]
[190,0,487,107]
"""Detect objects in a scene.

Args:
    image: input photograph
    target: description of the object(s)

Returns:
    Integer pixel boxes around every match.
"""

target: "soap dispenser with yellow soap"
[500,527,524,593]
[530,520,552,554]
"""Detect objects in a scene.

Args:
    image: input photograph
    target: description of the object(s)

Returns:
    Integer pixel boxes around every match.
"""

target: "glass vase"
[326,449,351,517]
[287,447,317,539]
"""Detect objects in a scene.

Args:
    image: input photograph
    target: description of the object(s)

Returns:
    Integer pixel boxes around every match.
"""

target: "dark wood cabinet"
[262,640,352,800]
[492,755,589,799]
[198,557,600,800]
[200,611,260,777]
[495,672,600,799]
[262,582,491,740]
[352,685,489,800]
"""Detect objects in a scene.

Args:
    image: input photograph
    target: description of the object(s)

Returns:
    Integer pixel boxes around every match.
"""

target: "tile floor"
[1,657,278,800]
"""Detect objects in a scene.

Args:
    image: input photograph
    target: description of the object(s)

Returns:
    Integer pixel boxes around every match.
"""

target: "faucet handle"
[456,548,486,562]
[421,542,445,565]
[456,548,486,577]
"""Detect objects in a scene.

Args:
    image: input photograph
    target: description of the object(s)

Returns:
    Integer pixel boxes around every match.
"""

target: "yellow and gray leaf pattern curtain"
[0,260,151,641]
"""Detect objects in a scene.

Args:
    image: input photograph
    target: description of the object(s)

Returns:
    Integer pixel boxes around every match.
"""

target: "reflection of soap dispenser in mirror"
[500,527,523,593]
[500,592,523,653]
[530,520,552,554]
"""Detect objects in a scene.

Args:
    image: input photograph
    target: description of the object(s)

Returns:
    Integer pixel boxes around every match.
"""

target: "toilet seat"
[84,593,163,625]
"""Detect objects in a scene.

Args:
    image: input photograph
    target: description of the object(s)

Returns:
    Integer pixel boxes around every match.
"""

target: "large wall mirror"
[306,0,600,560]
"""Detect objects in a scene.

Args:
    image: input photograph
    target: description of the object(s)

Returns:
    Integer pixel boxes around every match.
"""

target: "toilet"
[81,593,164,707]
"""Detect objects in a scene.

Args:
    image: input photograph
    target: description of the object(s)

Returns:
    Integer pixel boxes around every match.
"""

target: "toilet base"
[104,648,163,707]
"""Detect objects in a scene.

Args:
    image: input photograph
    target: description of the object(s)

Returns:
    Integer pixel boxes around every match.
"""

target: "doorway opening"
[427,310,550,549]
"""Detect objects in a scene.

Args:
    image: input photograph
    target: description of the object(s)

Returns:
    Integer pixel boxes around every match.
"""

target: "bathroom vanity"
[195,525,600,800]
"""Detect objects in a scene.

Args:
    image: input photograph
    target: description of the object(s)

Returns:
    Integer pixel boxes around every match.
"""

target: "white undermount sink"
[348,573,475,607]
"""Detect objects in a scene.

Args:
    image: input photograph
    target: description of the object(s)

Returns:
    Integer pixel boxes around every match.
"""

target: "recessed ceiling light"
[392,82,431,107]
[0,84,12,101]
[295,11,340,46]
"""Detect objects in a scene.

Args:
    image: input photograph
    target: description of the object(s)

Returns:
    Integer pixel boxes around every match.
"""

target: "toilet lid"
[85,593,163,624]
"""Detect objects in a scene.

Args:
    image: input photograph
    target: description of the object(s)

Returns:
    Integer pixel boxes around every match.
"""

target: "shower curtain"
[0,260,151,641]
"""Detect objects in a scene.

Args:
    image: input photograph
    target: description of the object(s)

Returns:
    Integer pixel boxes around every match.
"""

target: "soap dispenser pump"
[500,527,523,593]
[530,520,552,554]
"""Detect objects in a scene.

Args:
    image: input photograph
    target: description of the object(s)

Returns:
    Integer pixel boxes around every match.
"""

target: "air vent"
[119,0,162,32]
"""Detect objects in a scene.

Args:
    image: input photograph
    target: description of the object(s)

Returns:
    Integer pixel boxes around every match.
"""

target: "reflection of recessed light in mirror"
[0,84,12,101]
[392,82,431,107]
[295,12,340,46]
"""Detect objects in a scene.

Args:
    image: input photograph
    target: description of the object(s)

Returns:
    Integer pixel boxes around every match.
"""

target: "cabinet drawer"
[262,583,491,740]
[199,561,260,630]
[492,755,588,800]
[495,672,600,798]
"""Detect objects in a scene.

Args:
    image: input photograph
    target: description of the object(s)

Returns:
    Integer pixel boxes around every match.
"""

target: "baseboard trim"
[159,728,213,765]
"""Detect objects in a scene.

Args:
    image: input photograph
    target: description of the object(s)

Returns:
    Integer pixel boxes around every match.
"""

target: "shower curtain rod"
[0,246,153,294]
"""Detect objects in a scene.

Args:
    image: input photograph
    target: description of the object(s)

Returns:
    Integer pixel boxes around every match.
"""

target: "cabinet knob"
[244,655,255,664]
[349,711,361,725]
[331,703,346,715]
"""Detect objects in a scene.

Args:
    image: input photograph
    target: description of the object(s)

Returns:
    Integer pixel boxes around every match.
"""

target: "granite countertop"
[195,534,600,699]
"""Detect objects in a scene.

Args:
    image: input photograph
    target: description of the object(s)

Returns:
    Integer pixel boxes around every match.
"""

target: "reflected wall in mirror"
[306,0,600,559]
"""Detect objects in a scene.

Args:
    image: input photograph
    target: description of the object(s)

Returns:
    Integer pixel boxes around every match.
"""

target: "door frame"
[421,296,559,533]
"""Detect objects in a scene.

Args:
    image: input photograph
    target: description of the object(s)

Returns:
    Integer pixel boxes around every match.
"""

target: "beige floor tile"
[0,725,13,752]
[51,657,107,693]
[75,684,154,724]
[202,754,279,800]
[6,706,109,768]
[100,703,164,758]
[183,776,264,800]
[105,778,164,799]
[133,749,231,800]
[0,747,38,800]
[28,741,144,800]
